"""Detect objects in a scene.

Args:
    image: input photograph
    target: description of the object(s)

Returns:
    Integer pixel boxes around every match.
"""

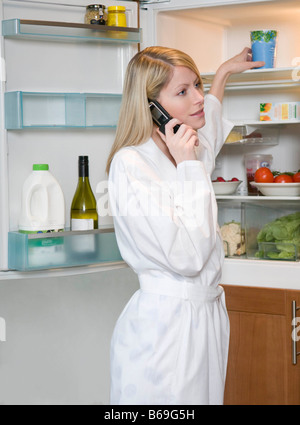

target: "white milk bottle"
[19,164,66,268]
[19,164,65,233]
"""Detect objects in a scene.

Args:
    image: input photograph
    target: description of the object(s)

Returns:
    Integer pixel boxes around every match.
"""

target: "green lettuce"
[256,212,300,260]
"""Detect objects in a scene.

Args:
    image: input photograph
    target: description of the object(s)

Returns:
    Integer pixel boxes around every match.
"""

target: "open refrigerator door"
[0,0,141,405]
[0,0,140,272]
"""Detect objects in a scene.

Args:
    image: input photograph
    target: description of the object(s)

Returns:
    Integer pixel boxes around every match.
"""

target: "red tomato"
[293,172,300,182]
[274,174,294,183]
[254,167,274,183]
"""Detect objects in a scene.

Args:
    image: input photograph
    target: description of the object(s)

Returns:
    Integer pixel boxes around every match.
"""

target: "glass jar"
[107,6,127,27]
[85,4,106,25]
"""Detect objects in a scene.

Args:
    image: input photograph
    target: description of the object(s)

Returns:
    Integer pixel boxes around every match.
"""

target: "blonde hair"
[105,46,202,174]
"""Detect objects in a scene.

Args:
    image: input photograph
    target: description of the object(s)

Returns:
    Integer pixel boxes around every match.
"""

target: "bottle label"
[71,218,94,231]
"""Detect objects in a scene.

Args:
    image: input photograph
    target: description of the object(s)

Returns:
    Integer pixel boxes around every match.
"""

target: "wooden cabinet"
[223,285,300,405]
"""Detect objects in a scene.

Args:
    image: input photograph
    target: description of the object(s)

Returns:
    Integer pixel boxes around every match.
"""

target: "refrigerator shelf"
[5,91,122,129]
[202,67,300,90]
[8,228,123,271]
[233,120,300,126]
[225,137,278,146]
[216,195,300,201]
[2,19,141,43]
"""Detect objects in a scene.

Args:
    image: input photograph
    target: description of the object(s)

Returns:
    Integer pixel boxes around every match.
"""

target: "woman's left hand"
[218,47,264,75]
[209,47,265,102]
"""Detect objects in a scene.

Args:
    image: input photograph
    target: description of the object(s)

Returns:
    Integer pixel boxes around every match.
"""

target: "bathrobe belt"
[138,274,224,303]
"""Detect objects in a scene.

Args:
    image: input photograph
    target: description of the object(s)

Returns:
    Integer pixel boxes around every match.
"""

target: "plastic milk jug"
[19,164,65,233]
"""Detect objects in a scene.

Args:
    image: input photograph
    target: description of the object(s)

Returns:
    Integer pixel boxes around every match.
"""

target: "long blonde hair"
[105,46,203,174]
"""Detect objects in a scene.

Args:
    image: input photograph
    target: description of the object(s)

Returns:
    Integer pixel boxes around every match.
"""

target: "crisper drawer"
[8,228,123,271]
[245,202,300,261]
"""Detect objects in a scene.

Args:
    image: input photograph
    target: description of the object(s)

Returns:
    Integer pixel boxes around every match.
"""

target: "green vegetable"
[256,212,300,260]
[272,170,296,177]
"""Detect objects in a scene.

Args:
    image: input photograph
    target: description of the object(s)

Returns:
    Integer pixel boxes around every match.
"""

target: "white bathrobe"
[108,94,233,405]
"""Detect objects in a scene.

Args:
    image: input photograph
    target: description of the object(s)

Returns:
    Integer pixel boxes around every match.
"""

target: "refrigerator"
[0,0,299,404]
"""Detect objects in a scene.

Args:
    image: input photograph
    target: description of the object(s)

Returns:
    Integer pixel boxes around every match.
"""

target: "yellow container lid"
[107,6,126,12]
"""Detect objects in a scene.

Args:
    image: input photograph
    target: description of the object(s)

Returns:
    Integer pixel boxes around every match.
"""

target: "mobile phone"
[149,100,180,135]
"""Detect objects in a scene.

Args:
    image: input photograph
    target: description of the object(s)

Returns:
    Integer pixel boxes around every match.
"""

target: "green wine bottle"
[71,156,98,230]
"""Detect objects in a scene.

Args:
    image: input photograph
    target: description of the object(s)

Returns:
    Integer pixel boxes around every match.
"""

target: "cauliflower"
[220,221,245,256]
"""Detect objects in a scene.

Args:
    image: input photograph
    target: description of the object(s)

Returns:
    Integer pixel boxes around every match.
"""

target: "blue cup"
[250,30,277,69]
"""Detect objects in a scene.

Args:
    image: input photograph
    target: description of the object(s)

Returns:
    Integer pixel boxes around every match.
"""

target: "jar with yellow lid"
[107,6,127,27]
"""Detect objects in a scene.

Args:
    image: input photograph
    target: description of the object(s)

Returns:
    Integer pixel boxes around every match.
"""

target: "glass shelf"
[233,120,300,126]
[216,195,300,201]
[5,91,122,129]
[202,67,300,90]
[2,19,141,43]
[8,228,123,271]
[225,137,278,146]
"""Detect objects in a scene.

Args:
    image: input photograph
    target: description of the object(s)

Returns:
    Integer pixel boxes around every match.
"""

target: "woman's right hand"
[157,119,199,165]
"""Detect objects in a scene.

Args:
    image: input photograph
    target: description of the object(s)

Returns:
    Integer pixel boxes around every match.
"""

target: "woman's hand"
[209,47,265,102]
[219,47,265,75]
[158,119,199,165]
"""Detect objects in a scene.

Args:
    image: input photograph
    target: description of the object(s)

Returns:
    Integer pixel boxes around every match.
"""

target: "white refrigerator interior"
[0,0,299,405]
[140,0,300,288]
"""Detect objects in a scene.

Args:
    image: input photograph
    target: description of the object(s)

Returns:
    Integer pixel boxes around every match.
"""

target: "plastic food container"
[244,154,273,195]
[245,202,300,261]
[250,30,278,69]
[217,201,246,257]
[107,6,126,27]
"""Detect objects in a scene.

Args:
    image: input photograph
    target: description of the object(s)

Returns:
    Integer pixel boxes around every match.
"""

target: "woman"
[106,46,263,405]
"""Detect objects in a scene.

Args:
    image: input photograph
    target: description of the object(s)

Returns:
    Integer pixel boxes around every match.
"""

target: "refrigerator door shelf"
[5,91,122,129]
[8,228,123,271]
[2,19,141,44]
